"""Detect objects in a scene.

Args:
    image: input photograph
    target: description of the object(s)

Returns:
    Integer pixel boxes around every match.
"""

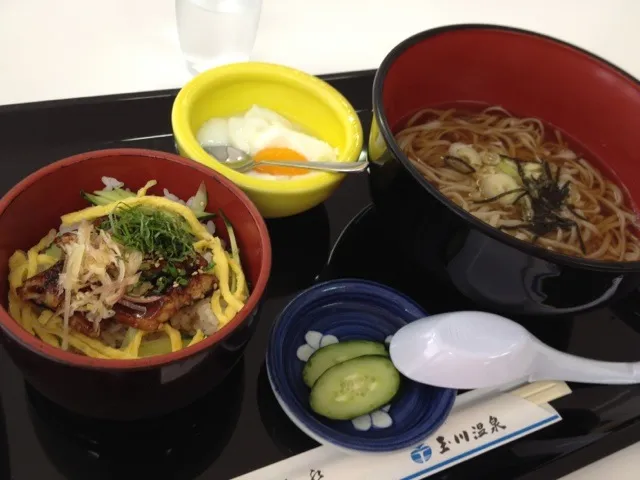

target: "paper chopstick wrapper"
[234,381,571,480]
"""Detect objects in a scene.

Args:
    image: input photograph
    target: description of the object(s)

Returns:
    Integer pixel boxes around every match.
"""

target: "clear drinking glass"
[175,0,262,74]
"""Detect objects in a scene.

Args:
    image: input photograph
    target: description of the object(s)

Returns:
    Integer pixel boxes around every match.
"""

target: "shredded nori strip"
[567,204,588,221]
[444,155,476,174]
[495,155,586,254]
[512,191,530,205]
[474,188,526,204]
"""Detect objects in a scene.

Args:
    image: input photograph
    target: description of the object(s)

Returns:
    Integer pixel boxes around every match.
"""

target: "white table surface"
[1,0,640,477]
[2,0,640,106]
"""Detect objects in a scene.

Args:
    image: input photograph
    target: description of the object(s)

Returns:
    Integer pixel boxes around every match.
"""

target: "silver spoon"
[202,145,369,173]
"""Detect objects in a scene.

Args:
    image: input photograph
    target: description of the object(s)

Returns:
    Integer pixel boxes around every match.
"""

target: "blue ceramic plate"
[266,279,457,453]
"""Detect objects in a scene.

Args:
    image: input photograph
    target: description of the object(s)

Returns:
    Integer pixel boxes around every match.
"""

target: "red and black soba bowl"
[369,24,640,315]
[0,149,271,420]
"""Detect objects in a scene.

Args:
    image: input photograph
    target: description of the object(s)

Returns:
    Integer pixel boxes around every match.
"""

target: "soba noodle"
[395,106,640,261]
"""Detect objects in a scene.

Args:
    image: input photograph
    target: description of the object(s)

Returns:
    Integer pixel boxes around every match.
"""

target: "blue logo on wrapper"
[410,444,432,464]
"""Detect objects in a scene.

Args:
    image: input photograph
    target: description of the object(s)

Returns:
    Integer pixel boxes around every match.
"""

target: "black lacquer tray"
[1,71,640,480]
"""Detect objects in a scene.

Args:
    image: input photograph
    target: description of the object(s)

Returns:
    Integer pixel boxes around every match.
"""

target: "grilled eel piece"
[112,273,217,331]
[16,233,117,337]
[16,255,217,336]
[16,261,98,337]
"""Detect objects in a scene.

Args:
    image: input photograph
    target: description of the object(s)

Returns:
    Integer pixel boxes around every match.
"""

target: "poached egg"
[196,105,338,180]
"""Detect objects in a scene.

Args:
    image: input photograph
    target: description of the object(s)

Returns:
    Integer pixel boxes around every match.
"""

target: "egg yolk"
[253,148,310,176]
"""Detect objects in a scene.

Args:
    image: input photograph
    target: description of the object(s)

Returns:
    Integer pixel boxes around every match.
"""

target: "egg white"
[197,105,338,180]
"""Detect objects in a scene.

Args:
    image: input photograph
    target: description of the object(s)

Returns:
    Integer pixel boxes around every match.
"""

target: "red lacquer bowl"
[0,148,271,419]
[369,24,640,315]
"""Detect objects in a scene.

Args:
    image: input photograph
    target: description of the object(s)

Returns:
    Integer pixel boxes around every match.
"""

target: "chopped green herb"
[127,281,154,297]
[103,204,196,262]
[164,263,178,277]
[155,276,168,292]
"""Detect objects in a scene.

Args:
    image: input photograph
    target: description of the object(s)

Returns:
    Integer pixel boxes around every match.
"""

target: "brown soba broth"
[395,106,640,261]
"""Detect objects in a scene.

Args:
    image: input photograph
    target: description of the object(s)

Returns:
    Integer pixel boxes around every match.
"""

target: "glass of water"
[176,0,263,74]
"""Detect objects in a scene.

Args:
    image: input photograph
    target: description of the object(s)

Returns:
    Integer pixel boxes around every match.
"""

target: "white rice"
[162,188,187,205]
[162,188,216,236]
[103,179,204,218]
[59,223,80,235]
[162,188,201,212]
[101,176,124,191]
[170,297,219,335]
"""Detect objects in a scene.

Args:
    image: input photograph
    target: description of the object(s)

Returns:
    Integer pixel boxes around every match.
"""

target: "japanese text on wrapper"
[436,415,506,454]
[283,468,324,480]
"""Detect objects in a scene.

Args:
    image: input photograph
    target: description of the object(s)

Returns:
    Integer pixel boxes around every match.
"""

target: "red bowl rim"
[0,148,272,370]
[372,23,640,272]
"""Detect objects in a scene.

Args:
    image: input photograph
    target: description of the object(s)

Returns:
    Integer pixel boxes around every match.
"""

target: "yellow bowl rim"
[171,62,364,194]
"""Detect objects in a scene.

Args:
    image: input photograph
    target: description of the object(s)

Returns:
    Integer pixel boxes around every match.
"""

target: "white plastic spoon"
[389,311,640,389]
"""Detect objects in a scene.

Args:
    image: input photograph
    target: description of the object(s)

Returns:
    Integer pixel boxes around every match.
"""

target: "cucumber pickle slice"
[309,355,401,420]
[302,340,388,388]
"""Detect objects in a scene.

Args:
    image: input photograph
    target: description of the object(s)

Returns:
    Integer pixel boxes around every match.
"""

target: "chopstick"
[234,380,572,480]
[510,380,572,405]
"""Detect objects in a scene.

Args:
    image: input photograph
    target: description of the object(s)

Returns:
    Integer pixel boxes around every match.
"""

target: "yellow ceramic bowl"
[171,62,364,218]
